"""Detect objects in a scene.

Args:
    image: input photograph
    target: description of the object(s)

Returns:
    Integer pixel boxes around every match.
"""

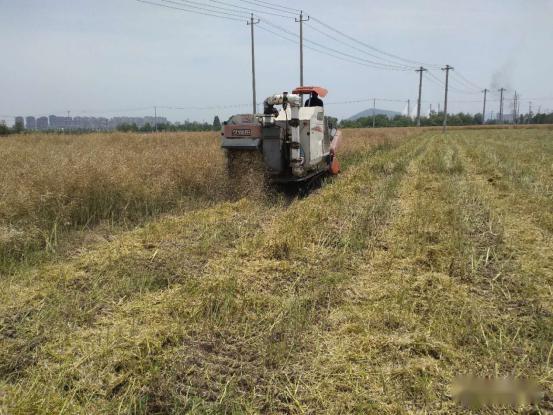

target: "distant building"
[26,116,37,130]
[23,114,169,131]
[49,115,72,130]
[36,116,49,130]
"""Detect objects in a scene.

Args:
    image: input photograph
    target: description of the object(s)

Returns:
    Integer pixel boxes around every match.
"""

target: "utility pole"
[372,98,376,128]
[296,10,309,89]
[512,91,518,125]
[415,66,427,127]
[482,89,489,125]
[247,13,260,114]
[498,88,506,123]
[442,65,454,133]
[154,106,157,132]
[407,99,411,119]
[528,101,533,124]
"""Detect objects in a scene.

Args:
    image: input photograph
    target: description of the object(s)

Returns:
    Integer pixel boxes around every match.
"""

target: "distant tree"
[0,123,9,136]
[13,119,24,133]
[116,123,138,132]
[213,116,222,131]
[391,115,414,127]
[141,123,153,132]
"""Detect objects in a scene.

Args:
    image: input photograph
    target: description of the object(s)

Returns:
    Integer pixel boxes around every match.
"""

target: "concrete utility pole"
[482,89,489,125]
[498,88,506,123]
[407,99,411,118]
[528,101,533,124]
[154,106,157,132]
[415,66,427,127]
[372,98,376,128]
[296,10,309,89]
[247,13,260,114]
[442,65,454,133]
[512,91,518,125]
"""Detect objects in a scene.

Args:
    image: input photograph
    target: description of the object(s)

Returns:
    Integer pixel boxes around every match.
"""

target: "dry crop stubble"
[11,128,552,413]
[0,129,421,413]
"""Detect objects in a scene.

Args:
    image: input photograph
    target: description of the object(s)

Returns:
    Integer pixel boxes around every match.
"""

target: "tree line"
[339,112,553,129]
[3,112,553,136]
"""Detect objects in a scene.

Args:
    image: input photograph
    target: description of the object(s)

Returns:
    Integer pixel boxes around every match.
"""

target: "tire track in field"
[1,136,429,414]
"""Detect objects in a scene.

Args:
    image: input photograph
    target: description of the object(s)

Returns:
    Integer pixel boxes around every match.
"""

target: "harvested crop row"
[0,134,428,414]
[276,133,552,413]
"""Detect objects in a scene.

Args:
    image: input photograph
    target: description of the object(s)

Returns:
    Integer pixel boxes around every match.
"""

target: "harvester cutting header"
[221,86,341,188]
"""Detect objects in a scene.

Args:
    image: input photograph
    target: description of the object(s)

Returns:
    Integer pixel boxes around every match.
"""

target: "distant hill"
[347,108,401,121]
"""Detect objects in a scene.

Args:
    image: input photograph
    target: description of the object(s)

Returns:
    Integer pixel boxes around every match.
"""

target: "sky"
[1,0,552,124]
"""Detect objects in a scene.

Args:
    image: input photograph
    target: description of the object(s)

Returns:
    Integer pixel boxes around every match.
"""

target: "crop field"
[1,127,552,414]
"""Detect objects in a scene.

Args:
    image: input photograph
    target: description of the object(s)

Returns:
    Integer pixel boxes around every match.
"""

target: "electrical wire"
[309,16,441,69]
[208,0,294,19]
[262,20,412,71]
[448,73,482,93]
[305,21,416,70]
[256,24,393,70]
[257,24,412,72]
[454,70,484,91]
[136,0,246,21]
[161,0,251,19]
[234,0,298,15]
[426,71,481,95]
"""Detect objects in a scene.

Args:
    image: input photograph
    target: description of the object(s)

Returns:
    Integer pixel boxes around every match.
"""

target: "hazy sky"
[1,0,552,124]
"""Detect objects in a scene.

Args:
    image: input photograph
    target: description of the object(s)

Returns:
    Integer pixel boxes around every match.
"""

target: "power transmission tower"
[247,13,260,114]
[372,98,376,128]
[498,88,506,123]
[442,65,454,133]
[296,10,309,89]
[415,66,427,127]
[482,89,489,125]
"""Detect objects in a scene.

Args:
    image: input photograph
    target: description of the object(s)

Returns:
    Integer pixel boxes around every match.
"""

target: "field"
[1,127,552,414]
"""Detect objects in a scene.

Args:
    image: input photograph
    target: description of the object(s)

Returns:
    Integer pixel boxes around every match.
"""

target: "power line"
[448,73,482,93]
[309,16,441,69]
[305,22,415,70]
[136,0,246,21]
[235,0,298,15]
[236,0,301,13]
[262,20,412,71]
[208,0,293,19]
[427,70,480,95]
[256,24,394,70]
[454,70,483,91]
[162,0,251,18]
[256,24,408,71]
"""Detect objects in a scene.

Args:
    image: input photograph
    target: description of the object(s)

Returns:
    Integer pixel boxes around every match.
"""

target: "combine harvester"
[221,86,341,195]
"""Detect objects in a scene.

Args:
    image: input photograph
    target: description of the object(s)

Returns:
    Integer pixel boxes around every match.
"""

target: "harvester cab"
[221,86,340,188]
